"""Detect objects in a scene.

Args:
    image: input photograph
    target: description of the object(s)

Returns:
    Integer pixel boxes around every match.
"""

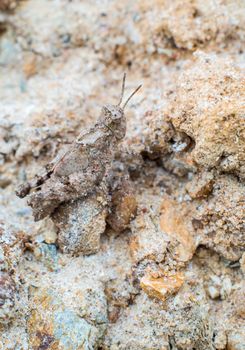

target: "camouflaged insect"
[16,74,141,221]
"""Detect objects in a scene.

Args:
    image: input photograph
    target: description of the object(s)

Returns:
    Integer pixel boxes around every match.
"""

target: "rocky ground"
[0,0,244,349]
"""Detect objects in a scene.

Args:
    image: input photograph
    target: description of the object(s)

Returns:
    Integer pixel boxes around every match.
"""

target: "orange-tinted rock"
[140,272,184,301]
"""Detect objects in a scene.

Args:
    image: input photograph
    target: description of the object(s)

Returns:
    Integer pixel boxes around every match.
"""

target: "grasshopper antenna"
[118,72,126,106]
[122,84,142,110]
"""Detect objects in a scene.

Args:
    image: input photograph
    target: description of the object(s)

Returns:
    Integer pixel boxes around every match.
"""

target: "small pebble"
[208,286,220,299]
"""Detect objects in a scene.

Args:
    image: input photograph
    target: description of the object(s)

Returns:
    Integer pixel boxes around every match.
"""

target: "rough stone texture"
[0,222,26,325]
[106,169,137,232]
[160,175,245,262]
[170,53,245,180]
[138,0,245,52]
[27,287,103,350]
[53,192,107,256]
[105,268,215,350]
[0,0,244,349]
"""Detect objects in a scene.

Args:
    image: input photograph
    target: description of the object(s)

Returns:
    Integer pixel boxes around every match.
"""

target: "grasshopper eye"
[112,112,120,120]
[110,106,123,120]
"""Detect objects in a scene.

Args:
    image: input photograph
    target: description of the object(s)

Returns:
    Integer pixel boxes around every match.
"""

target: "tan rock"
[196,176,245,261]
[138,0,244,51]
[160,197,197,262]
[140,272,184,302]
[227,330,245,350]
[22,54,37,79]
[186,171,214,199]
[163,151,197,177]
[232,284,245,318]
[160,174,245,262]
[35,218,58,244]
[170,53,245,180]
[130,195,168,264]
[106,178,137,232]
[214,330,227,350]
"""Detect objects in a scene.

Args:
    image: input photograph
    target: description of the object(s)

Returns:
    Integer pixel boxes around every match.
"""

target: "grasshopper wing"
[53,146,89,177]
[53,128,104,177]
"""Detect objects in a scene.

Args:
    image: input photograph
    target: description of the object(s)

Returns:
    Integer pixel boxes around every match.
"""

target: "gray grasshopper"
[16,74,141,221]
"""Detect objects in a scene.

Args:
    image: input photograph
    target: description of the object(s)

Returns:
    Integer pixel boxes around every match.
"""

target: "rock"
[106,277,214,350]
[29,307,99,350]
[138,0,245,52]
[0,222,25,269]
[53,193,107,256]
[35,218,58,244]
[22,54,37,79]
[105,278,136,309]
[33,243,58,272]
[210,275,222,287]
[186,171,214,199]
[198,175,245,262]
[106,176,137,233]
[0,325,29,350]
[163,152,197,177]
[130,194,168,264]
[160,196,197,262]
[170,53,245,180]
[232,285,245,318]
[0,271,17,324]
[28,287,104,350]
[227,330,245,350]
[54,310,96,349]
[140,271,184,302]
[141,114,174,159]
[207,286,220,300]
[0,222,25,325]
[160,175,245,262]
[214,330,227,350]
[220,277,232,300]
[104,293,171,350]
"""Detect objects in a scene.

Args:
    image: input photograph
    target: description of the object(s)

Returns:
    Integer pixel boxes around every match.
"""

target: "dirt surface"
[0,1,244,349]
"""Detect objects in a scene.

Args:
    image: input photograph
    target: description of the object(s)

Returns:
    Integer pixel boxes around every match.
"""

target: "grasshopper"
[16,74,141,221]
